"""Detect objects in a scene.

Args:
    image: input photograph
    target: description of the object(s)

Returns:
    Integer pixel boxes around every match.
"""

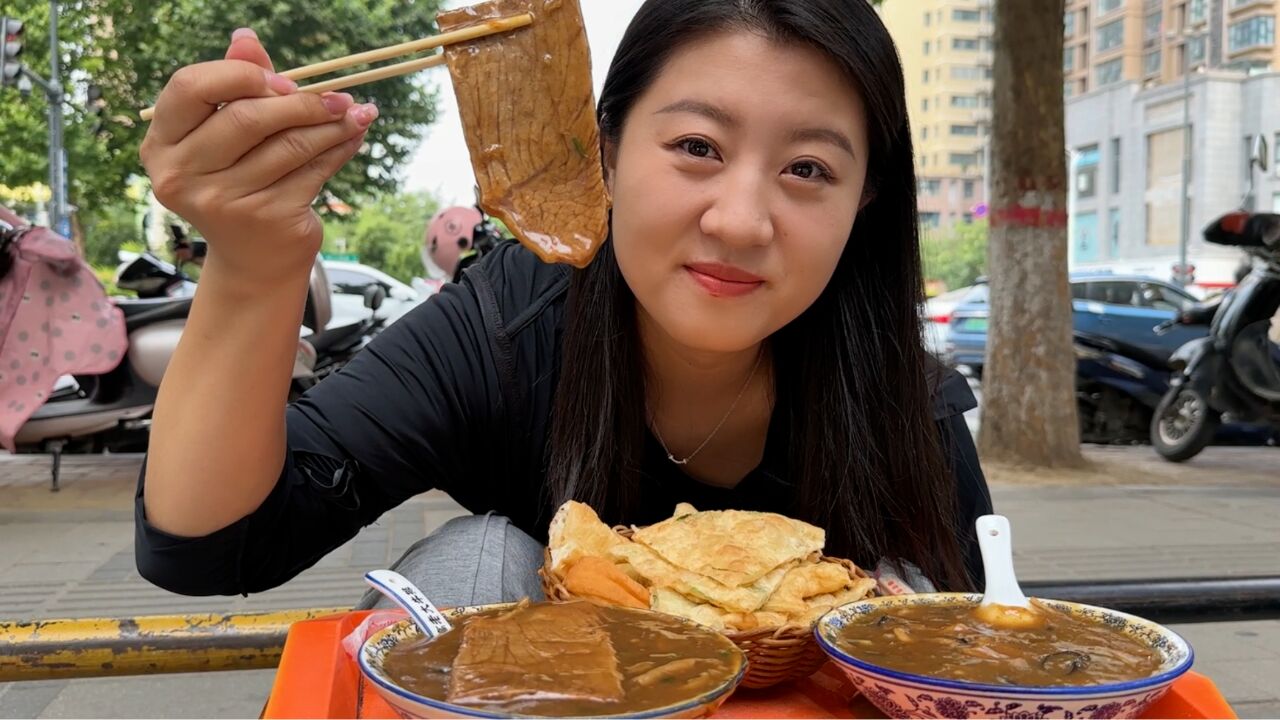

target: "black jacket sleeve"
[931,367,994,589]
[134,255,514,596]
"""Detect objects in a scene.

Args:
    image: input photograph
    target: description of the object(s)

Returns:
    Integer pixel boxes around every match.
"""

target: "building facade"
[1066,70,1280,288]
[882,0,1278,287]
[878,0,994,233]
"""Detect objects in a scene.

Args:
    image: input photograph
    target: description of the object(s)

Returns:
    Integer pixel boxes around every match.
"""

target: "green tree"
[0,0,442,215]
[922,220,988,291]
[323,190,439,282]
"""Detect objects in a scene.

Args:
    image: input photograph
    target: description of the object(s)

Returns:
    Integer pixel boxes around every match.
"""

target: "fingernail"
[322,93,354,115]
[232,27,257,41]
[265,71,297,94]
[350,103,379,127]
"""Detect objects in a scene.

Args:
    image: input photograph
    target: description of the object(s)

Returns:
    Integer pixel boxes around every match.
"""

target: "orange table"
[262,611,1237,719]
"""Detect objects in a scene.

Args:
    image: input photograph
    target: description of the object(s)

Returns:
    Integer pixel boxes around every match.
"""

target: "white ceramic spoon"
[973,515,1045,629]
[363,569,454,640]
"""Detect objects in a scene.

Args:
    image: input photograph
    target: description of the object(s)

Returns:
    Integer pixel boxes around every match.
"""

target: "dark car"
[944,274,1206,377]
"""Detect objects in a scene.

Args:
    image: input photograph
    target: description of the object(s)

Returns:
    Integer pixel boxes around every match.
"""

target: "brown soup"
[833,601,1164,687]
[382,600,744,716]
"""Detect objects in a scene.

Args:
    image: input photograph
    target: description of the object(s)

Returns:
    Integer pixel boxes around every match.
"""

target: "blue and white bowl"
[814,593,1194,720]
[359,603,747,719]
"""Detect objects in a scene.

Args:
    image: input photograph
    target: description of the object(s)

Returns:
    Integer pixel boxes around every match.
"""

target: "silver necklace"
[650,350,764,466]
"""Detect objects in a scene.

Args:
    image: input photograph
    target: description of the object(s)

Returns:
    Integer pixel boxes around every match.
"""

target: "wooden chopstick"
[139,13,532,122]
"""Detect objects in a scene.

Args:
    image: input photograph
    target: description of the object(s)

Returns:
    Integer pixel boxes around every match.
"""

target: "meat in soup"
[381,600,744,716]
[833,600,1164,687]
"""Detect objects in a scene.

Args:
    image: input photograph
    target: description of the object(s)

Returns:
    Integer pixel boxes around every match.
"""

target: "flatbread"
[650,587,729,631]
[631,510,825,588]
[609,542,794,614]
[547,500,625,577]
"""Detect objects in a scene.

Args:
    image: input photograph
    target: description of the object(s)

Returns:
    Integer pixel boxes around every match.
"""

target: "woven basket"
[538,528,874,689]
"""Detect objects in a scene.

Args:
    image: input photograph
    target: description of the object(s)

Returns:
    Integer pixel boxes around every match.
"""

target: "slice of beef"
[438,0,608,268]
[447,601,625,705]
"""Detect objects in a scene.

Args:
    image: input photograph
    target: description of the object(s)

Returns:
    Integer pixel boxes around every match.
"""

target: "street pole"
[1177,42,1192,287]
[47,0,69,238]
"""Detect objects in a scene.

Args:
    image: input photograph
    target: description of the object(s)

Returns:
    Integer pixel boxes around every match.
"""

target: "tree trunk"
[977,0,1084,468]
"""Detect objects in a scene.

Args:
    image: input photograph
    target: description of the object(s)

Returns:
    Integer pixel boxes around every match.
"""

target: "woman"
[135,0,992,608]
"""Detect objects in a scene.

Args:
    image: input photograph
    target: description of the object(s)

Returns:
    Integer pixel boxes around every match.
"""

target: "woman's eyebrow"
[791,127,856,159]
[656,99,738,128]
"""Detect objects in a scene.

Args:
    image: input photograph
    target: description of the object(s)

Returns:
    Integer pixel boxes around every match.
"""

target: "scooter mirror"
[363,283,387,312]
[1251,134,1269,173]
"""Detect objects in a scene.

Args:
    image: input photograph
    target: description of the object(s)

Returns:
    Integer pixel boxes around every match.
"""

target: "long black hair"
[547,0,971,590]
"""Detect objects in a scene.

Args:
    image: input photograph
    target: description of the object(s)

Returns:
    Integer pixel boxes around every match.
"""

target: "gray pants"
[355,514,547,610]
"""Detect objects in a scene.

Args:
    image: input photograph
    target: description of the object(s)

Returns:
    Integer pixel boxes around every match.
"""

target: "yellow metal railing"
[0,608,347,681]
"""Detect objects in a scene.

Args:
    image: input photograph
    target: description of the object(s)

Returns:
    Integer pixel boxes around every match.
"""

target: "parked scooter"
[1074,331,1172,444]
[3,214,383,488]
[1150,139,1280,461]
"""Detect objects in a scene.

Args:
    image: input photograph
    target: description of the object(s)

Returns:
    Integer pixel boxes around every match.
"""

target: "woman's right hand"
[139,28,377,286]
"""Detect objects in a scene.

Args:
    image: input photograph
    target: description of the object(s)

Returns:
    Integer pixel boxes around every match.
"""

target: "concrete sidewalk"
[2,449,1278,717]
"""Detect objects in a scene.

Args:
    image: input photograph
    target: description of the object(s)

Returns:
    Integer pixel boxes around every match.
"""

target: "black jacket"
[135,241,993,596]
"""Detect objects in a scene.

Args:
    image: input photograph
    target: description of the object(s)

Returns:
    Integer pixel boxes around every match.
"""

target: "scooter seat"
[114,296,193,331]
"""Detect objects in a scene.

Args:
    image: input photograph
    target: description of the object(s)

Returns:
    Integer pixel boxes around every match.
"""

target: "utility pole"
[47,0,69,238]
[1,3,69,238]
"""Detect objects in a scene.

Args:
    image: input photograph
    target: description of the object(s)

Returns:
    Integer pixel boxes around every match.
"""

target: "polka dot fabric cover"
[0,219,127,451]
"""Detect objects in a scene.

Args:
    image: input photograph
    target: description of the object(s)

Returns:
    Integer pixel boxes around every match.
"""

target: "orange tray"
[262,611,1237,719]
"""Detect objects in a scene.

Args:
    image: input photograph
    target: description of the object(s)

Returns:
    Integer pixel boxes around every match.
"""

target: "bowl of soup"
[359,599,748,718]
[814,593,1193,719]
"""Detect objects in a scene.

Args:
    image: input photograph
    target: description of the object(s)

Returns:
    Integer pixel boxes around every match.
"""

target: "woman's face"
[609,30,870,354]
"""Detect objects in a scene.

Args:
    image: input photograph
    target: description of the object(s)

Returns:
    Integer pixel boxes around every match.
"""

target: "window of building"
[1098,19,1125,51]
[950,152,980,166]
[1189,0,1207,24]
[924,40,931,55]
[1144,49,1162,75]
[924,11,931,26]
[951,95,980,108]
[1076,144,1100,198]
[953,37,980,50]
[1065,80,1075,98]
[1109,208,1122,256]
[953,8,982,22]
[1065,10,1077,38]
[923,98,930,112]
[1065,46,1076,71]
[924,69,930,83]
[1229,16,1275,53]
[919,179,942,195]
[964,180,976,198]
[951,124,980,136]
[1098,0,1123,15]
[1245,135,1255,180]
[951,65,982,80]
[1232,0,1271,8]
[984,65,994,79]
[1110,137,1122,193]
[1096,58,1124,86]
[1188,35,1207,64]
[921,212,942,229]
[922,126,929,140]
[1145,11,1163,43]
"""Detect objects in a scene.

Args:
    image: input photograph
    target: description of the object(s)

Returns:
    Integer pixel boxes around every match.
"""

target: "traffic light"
[1,17,24,87]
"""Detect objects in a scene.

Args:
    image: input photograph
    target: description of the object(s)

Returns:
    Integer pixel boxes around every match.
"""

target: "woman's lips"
[684,262,765,298]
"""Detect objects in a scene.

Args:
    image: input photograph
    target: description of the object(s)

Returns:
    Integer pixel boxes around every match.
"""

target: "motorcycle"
[3,211,383,489]
[1074,331,1172,444]
[1151,210,1280,461]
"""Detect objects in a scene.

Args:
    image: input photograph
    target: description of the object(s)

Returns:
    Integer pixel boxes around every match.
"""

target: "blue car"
[944,274,1206,377]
